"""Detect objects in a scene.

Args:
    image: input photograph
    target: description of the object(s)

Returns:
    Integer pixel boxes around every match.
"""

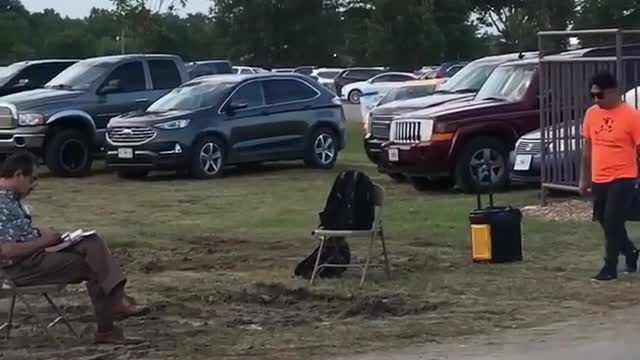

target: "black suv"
[105,73,346,179]
[0,54,189,177]
[0,60,76,97]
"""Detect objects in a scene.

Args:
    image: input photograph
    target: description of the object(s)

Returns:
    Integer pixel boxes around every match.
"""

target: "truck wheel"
[45,129,93,177]
[190,136,226,179]
[348,89,362,104]
[304,127,338,169]
[117,169,149,179]
[454,137,509,193]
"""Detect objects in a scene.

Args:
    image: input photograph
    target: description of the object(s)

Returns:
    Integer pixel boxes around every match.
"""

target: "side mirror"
[226,101,249,114]
[14,79,29,88]
[98,79,121,95]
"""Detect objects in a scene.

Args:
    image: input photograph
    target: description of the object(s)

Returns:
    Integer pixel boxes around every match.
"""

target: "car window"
[148,60,181,90]
[371,74,413,83]
[476,65,537,101]
[447,65,465,76]
[10,63,70,88]
[264,78,318,104]
[345,69,381,80]
[240,68,254,75]
[230,81,265,108]
[317,71,341,79]
[212,62,232,74]
[101,61,146,93]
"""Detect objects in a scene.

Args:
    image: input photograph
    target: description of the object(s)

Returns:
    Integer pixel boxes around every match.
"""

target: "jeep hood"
[108,110,194,127]
[0,88,84,111]
[371,93,474,116]
[397,98,516,121]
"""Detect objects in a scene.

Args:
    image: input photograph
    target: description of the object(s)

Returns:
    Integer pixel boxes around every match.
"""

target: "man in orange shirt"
[579,71,640,281]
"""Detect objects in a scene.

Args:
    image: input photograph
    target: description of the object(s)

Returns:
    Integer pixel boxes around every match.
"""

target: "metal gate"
[538,29,640,204]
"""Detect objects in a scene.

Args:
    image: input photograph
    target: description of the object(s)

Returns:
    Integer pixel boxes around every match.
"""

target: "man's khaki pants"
[3,234,126,331]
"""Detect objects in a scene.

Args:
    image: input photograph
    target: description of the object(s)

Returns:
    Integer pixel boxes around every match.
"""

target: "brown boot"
[113,296,151,320]
[95,326,144,345]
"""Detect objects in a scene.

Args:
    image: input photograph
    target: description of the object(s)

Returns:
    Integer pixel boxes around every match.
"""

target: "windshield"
[0,63,25,86]
[438,63,499,93]
[45,61,111,90]
[378,85,437,106]
[476,64,536,102]
[147,81,235,112]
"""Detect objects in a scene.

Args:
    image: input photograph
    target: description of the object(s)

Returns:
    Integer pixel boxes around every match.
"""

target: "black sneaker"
[625,250,639,273]
[592,266,618,282]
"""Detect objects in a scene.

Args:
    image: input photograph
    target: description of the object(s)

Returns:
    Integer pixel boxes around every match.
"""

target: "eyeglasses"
[591,91,605,100]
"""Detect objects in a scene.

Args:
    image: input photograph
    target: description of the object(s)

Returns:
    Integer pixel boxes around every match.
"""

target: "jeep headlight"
[18,112,45,126]
[155,119,191,130]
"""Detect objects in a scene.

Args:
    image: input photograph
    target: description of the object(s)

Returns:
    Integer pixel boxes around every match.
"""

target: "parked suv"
[364,52,538,181]
[378,59,540,192]
[187,60,233,79]
[0,60,76,97]
[105,73,346,179]
[334,67,386,96]
[0,54,189,177]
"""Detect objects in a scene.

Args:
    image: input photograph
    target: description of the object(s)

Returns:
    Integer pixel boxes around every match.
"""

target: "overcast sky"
[21,0,212,18]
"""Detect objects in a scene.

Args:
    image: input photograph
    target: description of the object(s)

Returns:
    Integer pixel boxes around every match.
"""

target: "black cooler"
[469,164,523,263]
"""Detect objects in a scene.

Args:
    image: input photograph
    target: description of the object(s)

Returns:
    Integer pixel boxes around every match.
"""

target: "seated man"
[0,152,149,344]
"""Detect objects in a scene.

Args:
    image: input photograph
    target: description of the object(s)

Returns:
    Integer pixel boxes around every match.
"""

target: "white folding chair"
[0,266,78,341]
[310,183,391,286]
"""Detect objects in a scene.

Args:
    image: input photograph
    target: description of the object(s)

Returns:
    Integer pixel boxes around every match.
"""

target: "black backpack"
[319,170,375,230]
[294,171,375,279]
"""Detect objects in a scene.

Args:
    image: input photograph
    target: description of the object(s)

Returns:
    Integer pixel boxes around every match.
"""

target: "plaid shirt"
[0,190,39,242]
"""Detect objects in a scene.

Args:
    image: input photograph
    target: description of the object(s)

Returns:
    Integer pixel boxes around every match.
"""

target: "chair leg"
[17,294,56,342]
[379,226,391,278]
[4,294,16,340]
[360,232,376,287]
[43,294,78,338]
[309,237,326,286]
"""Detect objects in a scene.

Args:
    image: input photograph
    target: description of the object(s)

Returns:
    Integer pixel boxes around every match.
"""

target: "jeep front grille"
[107,127,156,145]
[389,119,433,144]
[370,115,393,139]
[0,106,15,129]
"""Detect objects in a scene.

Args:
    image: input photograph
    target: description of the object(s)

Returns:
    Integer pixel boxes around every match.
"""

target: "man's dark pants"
[592,178,638,266]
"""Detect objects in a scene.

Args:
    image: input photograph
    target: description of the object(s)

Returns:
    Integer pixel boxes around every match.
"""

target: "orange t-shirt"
[582,103,640,183]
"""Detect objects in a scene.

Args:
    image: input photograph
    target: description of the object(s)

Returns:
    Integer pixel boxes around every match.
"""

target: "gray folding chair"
[310,183,391,286]
[0,266,78,340]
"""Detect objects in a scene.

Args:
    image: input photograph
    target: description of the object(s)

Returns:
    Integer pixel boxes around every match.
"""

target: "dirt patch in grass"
[522,199,592,222]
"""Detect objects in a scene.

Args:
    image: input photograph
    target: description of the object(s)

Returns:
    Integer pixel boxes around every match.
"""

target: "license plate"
[388,148,399,162]
[513,154,532,171]
[117,148,133,159]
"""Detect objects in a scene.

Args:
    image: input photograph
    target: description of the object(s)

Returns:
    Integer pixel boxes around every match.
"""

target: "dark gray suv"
[105,73,346,179]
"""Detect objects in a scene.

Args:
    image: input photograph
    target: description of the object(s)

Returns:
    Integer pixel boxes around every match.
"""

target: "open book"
[45,229,96,253]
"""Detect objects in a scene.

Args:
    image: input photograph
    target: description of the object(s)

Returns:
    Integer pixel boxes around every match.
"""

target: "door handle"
[135,98,149,103]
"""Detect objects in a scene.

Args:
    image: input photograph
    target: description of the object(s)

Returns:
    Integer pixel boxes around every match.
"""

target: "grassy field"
[2,123,640,359]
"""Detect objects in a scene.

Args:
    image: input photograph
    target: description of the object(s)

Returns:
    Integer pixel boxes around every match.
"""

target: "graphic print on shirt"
[595,116,615,135]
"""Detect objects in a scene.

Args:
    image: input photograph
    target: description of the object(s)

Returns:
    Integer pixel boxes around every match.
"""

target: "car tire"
[348,89,362,104]
[45,129,93,177]
[304,127,339,169]
[190,136,226,179]
[117,169,149,179]
[454,136,509,193]
[388,173,407,183]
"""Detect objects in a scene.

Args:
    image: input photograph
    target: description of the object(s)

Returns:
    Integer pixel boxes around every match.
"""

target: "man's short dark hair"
[591,71,618,90]
[0,152,36,178]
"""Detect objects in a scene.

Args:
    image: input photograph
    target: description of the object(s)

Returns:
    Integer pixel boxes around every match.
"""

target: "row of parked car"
[0,55,347,179]
[361,45,640,192]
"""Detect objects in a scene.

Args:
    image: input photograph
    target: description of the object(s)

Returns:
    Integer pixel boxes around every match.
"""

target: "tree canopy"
[0,0,635,66]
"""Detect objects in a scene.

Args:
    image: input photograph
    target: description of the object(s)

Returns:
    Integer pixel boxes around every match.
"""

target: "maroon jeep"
[378,59,540,192]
